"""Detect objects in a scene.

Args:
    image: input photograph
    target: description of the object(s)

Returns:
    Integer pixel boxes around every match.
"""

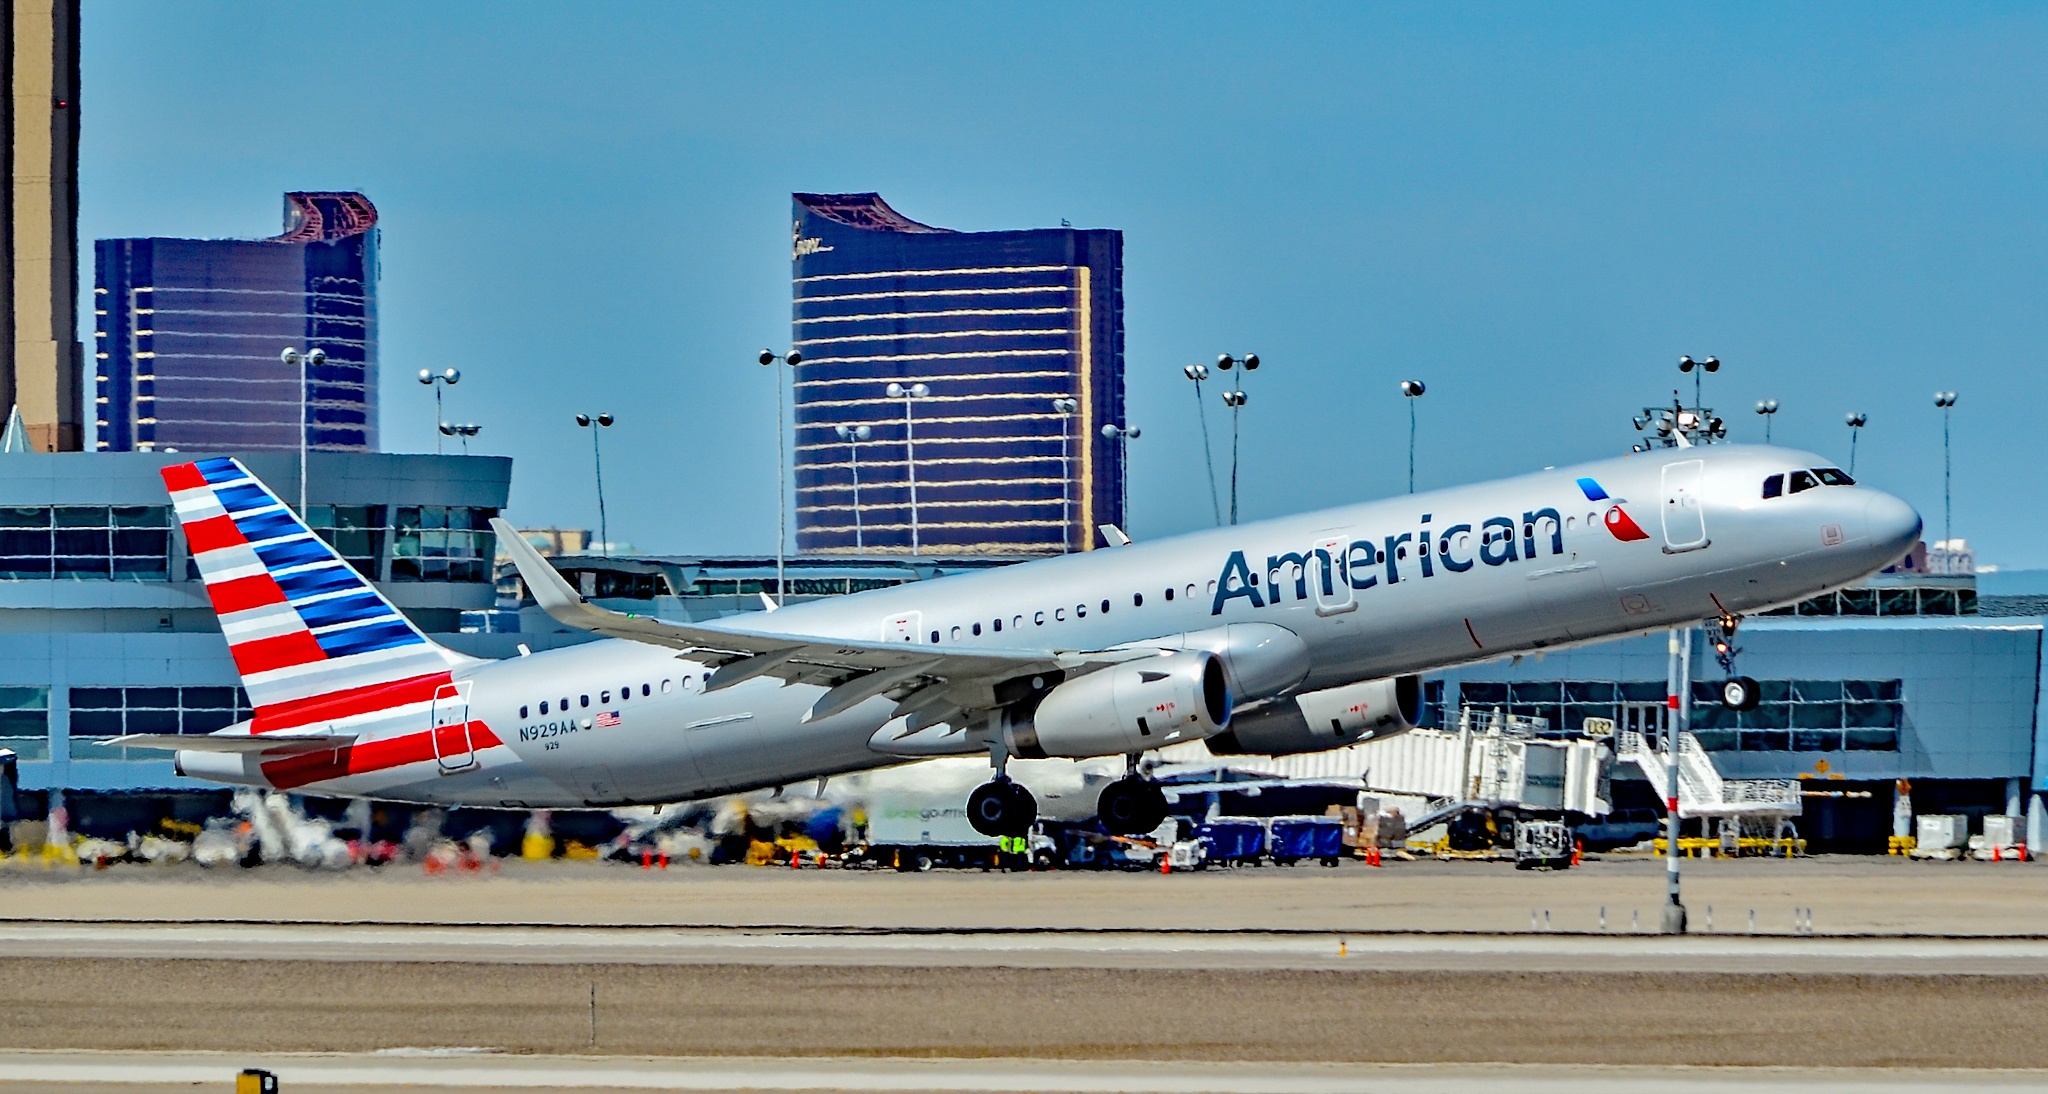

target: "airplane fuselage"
[180,443,1921,806]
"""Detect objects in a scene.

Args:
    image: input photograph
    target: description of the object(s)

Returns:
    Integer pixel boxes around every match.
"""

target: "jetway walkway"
[1613,728,1802,820]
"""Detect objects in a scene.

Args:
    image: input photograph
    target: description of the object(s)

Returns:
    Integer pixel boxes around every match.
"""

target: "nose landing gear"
[1714,613,1760,711]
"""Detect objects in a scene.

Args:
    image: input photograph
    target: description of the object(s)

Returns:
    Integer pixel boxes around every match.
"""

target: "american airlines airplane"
[114,444,1919,837]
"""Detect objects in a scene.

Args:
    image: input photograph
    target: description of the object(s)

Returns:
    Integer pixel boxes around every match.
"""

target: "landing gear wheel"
[1097,777,1169,836]
[1721,676,1761,711]
[967,779,1038,837]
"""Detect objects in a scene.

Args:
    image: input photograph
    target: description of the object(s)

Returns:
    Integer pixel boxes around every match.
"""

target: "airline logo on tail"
[1576,477,1650,543]
[162,457,462,712]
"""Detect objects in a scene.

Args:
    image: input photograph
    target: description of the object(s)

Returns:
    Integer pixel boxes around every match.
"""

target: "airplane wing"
[491,518,1154,727]
[103,732,357,755]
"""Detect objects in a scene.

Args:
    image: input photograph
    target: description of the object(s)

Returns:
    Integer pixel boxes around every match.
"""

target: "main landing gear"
[968,744,1038,838]
[1714,613,1760,711]
[1097,755,1169,836]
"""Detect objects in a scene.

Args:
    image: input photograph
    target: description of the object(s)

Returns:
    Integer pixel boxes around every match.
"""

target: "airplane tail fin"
[163,457,477,718]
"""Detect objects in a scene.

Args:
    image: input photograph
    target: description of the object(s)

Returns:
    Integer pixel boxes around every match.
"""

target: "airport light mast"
[1844,412,1868,476]
[1182,363,1222,526]
[1934,392,1958,549]
[1101,422,1140,538]
[835,424,872,551]
[1217,353,1258,524]
[1400,380,1425,493]
[761,350,802,603]
[418,368,461,454]
[1755,399,1779,443]
[279,346,325,516]
[886,382,930,554]
[574,413,614,558]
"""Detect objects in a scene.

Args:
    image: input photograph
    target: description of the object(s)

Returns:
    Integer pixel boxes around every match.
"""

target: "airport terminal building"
[788,193,1126,557]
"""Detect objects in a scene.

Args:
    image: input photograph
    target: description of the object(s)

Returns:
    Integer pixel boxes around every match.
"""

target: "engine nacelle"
[1158,622,1310,702]
[1003,650,1231,759]
[1206,675,1421,757]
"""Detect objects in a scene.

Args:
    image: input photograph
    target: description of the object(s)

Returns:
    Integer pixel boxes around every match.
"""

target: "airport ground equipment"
[1913,814,1968,856]
[1614,727,1801,821]
[1196,819,1267,865]
[857,787,1052,870]
[1269,815,1345,866]
[1514,819,1574,869]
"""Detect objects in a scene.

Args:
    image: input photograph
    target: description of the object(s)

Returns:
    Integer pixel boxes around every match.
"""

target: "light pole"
[759,350,803,603]
[1935,392,1958,548]
[1399,380,1426,493]
[835,423,872,552]
[1051,396,1078,550]
[1183,363,1222,526]
[279,346,325,516]
[418,368,461,454]
[1101,422,1139,538]
[437,422,481,455]
[1844,412,1868,476]
[885,382,930,554]
[1217,352,1258,525]
[1677,355,1719,410]
[575,413,614,557]
[1755,399,1779,444]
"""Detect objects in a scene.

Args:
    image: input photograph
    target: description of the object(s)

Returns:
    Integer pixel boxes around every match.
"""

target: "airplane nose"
[1863,491,1922,558]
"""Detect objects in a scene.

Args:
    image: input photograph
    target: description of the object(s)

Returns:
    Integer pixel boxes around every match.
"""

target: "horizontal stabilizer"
[104,733,356,756]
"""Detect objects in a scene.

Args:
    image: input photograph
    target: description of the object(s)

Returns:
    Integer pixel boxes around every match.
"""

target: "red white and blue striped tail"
[163,457,475,712]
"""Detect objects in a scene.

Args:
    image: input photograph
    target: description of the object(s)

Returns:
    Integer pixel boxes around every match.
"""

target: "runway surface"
[5,1052,2048,1093]
[5,921,2048,973]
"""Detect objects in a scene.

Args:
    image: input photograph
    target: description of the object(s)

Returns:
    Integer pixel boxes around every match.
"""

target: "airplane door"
[431,681,475,773]
[1312,535,1356,616]
[883,611,923,644]
[1660,460,1708,552]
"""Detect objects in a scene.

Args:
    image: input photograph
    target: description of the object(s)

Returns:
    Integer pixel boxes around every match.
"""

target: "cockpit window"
[1788,470,1819,494]
[1762,474,1784,499]
[1814,467,1855,486]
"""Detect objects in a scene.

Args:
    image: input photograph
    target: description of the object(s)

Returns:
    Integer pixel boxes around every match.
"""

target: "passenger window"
[520,705,529,718]
[601,690,611,703]
[560,697,569,710]
[993,618,1003,632]
[1100,599,1110,614]
[1206,581,1216,595]
[1788,470,1819,494]
[930,630,940,643]
[1133,593,1143,607]
[642,683,651,697]
[1076,604,1086,618]
[1815,467,1855,486]
[1034,611,1044,625]
[1055,608,1066,621]
[540,701,549,715]
[618,687,628,702]
[580,695,590,708]
[972,622,982,636]
[1762,474,1784,499]
[1165,587,1175,601]
[660,680,673,694]
[951,626,963,640]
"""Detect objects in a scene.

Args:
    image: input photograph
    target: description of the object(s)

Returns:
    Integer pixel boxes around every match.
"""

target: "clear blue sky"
[79,4,2048,566]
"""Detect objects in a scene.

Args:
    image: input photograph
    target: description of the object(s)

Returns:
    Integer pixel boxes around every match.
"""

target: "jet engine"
[1205,675,1421,756]
[1003,650,1231,759]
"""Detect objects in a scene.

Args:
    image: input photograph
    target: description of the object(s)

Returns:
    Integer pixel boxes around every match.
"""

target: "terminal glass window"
[306,505,386,580]
[1688,679,1902,752]
[0,687,49,736]
[69,686,253,736]
[392,506,499,583]
[1457,679,1664,735]
[1766,586,1974,617]
[0,506,171,580]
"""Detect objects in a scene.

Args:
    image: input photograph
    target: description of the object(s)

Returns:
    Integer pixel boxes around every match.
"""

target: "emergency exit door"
[1660,459,1709,552]
[431,681,475,773]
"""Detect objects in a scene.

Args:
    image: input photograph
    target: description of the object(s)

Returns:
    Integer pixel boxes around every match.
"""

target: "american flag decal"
[595,711,621,728]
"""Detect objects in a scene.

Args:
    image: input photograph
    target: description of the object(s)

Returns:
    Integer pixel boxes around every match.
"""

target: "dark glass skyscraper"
[791,193,1124,557]
[95,192,379,453]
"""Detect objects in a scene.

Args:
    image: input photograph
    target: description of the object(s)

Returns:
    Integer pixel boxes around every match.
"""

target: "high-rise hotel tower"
[95,192,380,453]
[790,193,1124,556]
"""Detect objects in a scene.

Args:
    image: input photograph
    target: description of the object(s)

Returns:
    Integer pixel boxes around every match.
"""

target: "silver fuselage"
[183,444,1921,806]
